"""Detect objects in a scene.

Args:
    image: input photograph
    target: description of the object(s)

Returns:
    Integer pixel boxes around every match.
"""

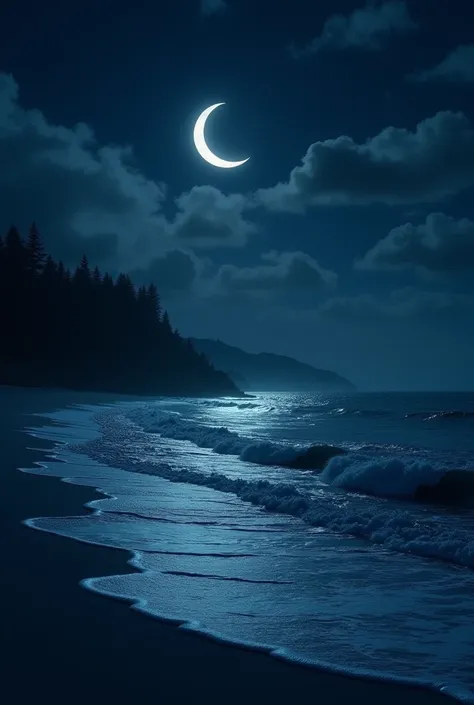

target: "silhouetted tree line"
[0,224,239,396]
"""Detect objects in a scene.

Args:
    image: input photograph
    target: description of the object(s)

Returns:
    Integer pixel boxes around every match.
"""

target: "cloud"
[129,249,206,296]
[356,213,474,273]
[0,72,259,277]
[291,1,416,58]
[200,0,227,15]
[318,287,474,320]
[255,111,474,211]
[410,44,474,84]
[172,185,256,248]
[133,249,338,304]
[214,250,337,303]
[0,72,172,270]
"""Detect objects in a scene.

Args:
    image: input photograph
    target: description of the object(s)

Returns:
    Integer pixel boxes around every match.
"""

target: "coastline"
[2,386,456,704]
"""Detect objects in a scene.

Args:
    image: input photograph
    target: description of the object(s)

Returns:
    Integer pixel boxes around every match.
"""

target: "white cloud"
[214,250,337,303]
[0,73,170,269]
[356,213,474,273]
[410,44,474,84]
[173,185,256,248]
[291,1,416,58]
[255,111,474,211]
[0,73,257,274]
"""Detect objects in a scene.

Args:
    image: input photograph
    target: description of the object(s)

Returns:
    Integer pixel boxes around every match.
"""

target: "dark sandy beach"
[1,386,455,704]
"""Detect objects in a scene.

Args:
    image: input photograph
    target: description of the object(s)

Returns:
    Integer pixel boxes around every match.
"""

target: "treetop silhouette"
[0,224,239,397]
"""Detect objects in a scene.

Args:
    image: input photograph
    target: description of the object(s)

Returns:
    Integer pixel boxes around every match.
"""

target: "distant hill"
[191,338,355,392]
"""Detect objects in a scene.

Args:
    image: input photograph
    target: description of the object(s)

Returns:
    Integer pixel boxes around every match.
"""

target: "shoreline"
[2,386,456,704]
[0,380,247,399]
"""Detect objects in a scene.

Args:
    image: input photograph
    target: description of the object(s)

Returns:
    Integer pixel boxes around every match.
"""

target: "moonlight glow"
[193,103,250,169]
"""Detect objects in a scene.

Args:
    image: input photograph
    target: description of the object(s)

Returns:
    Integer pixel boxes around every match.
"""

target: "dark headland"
[191,338,355,392]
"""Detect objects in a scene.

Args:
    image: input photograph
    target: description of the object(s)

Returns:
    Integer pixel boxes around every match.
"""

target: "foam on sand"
[20,402,474,704]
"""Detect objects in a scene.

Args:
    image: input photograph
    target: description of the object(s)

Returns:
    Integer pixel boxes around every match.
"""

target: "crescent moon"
[193,103,250,169]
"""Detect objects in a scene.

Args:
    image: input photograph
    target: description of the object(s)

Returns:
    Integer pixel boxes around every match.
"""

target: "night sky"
[2,0,474,390]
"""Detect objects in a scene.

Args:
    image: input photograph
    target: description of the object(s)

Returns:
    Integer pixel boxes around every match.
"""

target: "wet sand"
[1,385,454,704]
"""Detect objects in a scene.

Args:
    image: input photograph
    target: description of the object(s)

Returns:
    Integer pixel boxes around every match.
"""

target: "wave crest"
[322,455,474,507]
[85,412,474,571]
[128,409,344,470]
[321,455,444,498]
[200,400,261,410]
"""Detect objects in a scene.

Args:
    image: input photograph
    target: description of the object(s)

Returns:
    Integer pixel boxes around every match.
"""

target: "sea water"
[21,392,474,702]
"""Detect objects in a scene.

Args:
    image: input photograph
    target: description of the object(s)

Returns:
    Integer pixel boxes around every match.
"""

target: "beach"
[1,386,457,704]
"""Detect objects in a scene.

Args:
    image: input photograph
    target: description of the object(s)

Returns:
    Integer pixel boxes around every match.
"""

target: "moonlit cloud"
[290,1,416,58]
[0,73,254,273]
[214,250,337,303]
[0,72,171,270]
[172,185,256,248]
[356,213,474,273]
[410,44,474,84]
[255,111,474,210]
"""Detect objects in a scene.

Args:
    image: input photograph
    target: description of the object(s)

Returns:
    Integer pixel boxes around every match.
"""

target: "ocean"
[22,391,474,702]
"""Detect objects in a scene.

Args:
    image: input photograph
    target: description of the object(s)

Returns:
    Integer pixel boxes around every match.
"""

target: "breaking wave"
[127,408,345,470]
[322,455,474,505]
[199,400,262,410]
[83,411,474,571]
[126,408,474,504]
[321,455,444,498]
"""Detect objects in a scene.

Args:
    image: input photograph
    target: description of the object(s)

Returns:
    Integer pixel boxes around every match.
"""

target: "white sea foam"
[127,408,320,466]
[75,410,474,571]
[19,398,474,704]
[126,406,473,501]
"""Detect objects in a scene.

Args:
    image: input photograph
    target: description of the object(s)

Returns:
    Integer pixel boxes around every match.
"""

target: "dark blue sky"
[1,0,474,389]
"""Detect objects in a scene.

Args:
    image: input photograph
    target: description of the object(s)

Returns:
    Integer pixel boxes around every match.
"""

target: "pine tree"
[92,265,102,285]
[146,284,161,322]
[26,222,46,275]
[116,272,135,295]
[73,254,91,284]
[137,285,147,305]
[5,226,26,273]
[57,260,66,281]
[42,255,57,280]
[0,223,239,396]
[80,254,89,272]
[161,311,173,336]
[102,273,114,288]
